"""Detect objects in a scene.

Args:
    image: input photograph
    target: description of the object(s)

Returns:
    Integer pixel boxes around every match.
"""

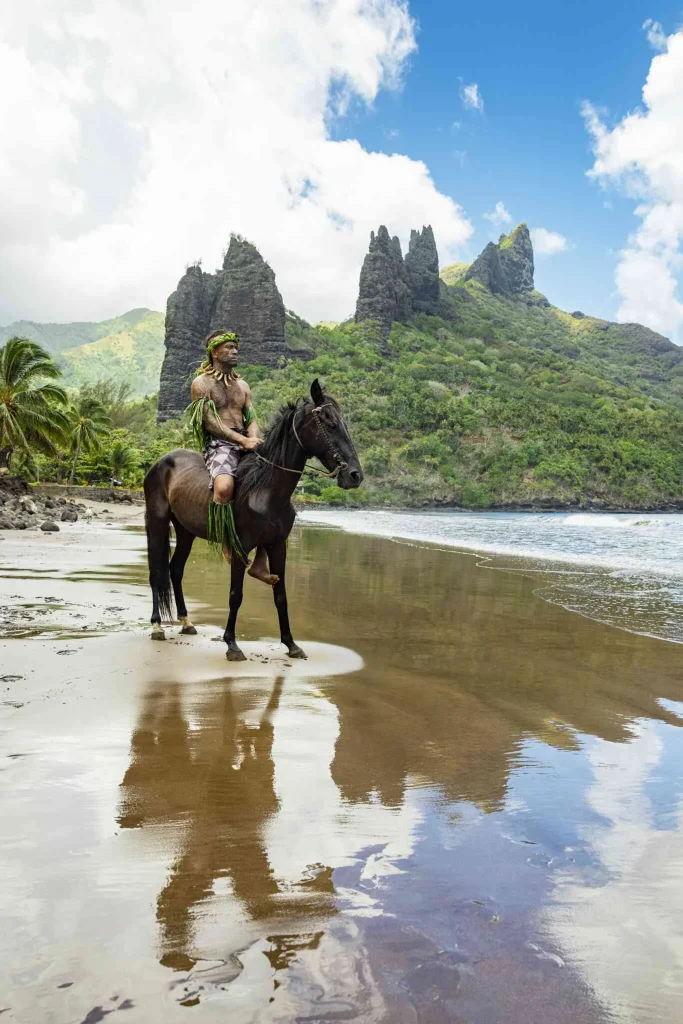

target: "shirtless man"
[189,330,277,585]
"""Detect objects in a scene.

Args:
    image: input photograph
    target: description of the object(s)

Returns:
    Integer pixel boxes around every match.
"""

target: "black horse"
[143,379,363,660]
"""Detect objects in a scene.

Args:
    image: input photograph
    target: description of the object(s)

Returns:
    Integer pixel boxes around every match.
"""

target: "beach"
[2,512,683,1023]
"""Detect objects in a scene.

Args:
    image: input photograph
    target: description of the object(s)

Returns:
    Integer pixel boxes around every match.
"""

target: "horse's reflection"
[117,676,334,968]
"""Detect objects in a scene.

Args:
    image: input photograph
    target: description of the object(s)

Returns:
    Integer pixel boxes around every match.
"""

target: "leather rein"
[255,403,348,479]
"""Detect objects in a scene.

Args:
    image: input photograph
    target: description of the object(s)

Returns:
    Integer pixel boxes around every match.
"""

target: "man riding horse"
[188,330,276,585]
[144,331,363,659]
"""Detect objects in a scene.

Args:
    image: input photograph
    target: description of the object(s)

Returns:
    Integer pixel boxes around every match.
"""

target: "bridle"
[255,402,349,479]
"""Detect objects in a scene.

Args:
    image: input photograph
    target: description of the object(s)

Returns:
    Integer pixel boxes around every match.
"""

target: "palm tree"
[81,379,136,428]
[0,337,69,474]
[109,439,139,482]
[68,395,110,485]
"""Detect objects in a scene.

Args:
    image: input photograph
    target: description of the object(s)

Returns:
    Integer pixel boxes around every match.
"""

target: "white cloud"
[583,28,683,338]
[530,227,568,255]
[0,0,473,324]
[460,82,484,112]
[483,201,512,227]
[643,18,668,52]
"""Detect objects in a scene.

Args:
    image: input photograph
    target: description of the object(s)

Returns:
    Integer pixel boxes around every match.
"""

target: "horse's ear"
[310,378,325,407]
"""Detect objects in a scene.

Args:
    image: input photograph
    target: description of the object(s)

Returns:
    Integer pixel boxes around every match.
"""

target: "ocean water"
[299,509,683,644]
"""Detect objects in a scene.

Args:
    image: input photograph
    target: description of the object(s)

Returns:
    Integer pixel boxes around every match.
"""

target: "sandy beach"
[2,515,683,1023]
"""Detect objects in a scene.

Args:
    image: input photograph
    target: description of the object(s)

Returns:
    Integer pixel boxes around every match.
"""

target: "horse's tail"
[143,456,175,623]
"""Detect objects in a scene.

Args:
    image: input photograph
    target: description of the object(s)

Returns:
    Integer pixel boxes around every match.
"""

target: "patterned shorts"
[203,438,245,488]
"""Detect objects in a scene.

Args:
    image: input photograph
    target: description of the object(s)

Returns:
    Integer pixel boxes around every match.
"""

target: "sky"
[1,0,683,340]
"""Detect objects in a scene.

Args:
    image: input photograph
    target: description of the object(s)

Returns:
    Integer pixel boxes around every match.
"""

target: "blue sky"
[3,1,682,336]
[334,0,682,324]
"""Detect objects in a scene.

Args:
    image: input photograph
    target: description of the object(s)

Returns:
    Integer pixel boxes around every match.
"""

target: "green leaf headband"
[206,332,239,356]
[198,332,240,374]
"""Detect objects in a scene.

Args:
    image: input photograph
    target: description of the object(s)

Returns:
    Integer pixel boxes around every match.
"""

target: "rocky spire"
[354,225,412,334]
[463,223,534,297]
[157,265,211,424]
[211,236,286,365]
[157,236,286,422]
[463,241,508,294]
[405,225,440,315]
[497,223,534,293]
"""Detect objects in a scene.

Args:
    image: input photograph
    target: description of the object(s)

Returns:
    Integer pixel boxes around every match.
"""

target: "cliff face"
[355,223,440,333]
[464,223,534,296]
[354,226,412,334]
[157,236,286,422]
[462,241,508,295]
[405,226,440,315]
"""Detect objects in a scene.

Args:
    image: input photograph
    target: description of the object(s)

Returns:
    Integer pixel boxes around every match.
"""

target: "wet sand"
[2,520,683,1022]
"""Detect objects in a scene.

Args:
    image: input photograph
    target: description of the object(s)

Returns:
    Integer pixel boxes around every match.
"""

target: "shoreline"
[296,498,683,513]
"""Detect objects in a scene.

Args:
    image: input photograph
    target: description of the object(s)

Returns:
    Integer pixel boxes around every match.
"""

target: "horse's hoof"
[180,625,198,635]
[151,629,166,641]
[226,648,247,662]
[288,645,307,660]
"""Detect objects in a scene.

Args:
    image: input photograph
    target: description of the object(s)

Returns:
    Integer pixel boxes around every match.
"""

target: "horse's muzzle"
[338,465,363,489]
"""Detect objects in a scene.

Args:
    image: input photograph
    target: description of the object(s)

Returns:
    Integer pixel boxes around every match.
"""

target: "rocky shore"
[0,477,140,532]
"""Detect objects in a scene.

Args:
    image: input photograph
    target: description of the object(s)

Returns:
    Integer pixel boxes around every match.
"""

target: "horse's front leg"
[266,540,307,659]
[224,557,248,661]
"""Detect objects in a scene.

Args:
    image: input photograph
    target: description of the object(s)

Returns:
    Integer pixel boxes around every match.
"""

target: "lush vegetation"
[242,308,683,508]
[4,273,683,509]
[0,308,164,397]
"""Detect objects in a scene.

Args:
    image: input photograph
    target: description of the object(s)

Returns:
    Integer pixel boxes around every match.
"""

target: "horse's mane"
[234,392,342,511]
[234,399,303,509]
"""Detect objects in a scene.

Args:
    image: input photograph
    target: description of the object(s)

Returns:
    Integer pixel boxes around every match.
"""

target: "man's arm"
[239,385,261,451]
[190,377,252,446]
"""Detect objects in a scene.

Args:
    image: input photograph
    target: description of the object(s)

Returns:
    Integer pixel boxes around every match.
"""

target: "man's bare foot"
[248,547,279,587]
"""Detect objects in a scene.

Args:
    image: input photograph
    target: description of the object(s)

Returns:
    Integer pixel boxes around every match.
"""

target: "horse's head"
[295,379,363,489]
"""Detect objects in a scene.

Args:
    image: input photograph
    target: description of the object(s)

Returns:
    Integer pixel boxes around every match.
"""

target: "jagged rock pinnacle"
[355,223,440,333]
[464,223,534,296]
[157,235,286,422]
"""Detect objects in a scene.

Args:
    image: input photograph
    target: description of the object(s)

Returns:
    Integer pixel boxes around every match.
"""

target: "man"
[189,330,277,585]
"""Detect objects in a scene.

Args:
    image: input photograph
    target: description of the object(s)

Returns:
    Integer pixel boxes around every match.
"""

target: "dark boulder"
[40,521,60,532]
[60,509,78,522]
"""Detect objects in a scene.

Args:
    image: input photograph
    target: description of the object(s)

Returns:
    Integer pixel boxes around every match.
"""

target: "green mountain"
[9,222,683,508]
[0,308,164,396]
[238,225,683,509]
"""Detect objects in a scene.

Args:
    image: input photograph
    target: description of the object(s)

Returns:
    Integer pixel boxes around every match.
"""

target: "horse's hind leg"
[144,461,174,641]
[146,513,172,640]
[170,521,197,635]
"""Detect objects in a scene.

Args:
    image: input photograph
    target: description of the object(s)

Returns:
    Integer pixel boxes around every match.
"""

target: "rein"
[255,403,348,479]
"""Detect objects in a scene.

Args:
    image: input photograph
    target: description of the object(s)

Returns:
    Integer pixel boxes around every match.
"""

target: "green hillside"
[9,236,683,508]
[437,276,683,406]
[60,311,164,396]
[0,308,165,397]
[239,282,683,508]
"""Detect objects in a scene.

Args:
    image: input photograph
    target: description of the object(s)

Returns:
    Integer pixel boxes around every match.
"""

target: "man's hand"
[241,436,263,451]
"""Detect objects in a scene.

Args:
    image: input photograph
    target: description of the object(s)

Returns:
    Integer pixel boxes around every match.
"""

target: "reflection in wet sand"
[5,523,683,1021]
[118,677,336,966]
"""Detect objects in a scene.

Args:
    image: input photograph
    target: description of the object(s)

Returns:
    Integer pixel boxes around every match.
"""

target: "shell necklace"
[204,367,239,385]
